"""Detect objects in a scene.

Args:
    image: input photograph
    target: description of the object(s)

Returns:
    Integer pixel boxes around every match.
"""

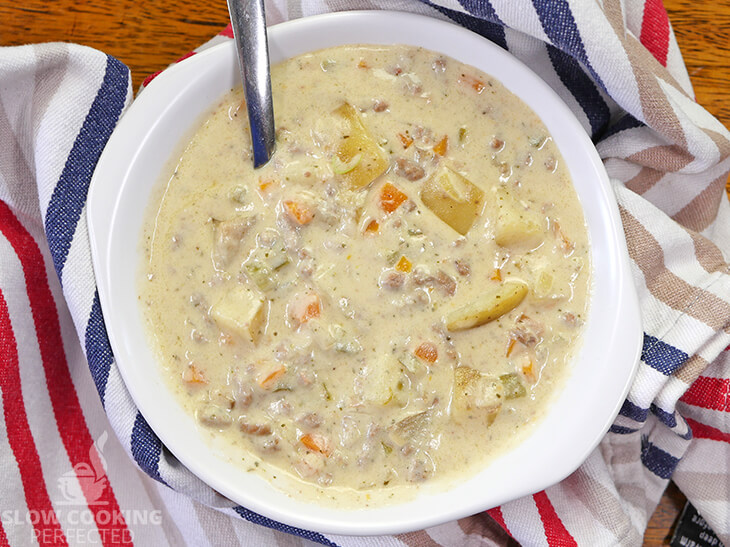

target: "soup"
[139,44,590,505]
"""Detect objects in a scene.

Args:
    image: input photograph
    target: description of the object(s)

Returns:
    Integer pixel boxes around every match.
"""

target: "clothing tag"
[670,502,725,547]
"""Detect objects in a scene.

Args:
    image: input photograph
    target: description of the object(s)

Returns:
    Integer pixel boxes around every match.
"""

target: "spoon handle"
[227,0,276,167]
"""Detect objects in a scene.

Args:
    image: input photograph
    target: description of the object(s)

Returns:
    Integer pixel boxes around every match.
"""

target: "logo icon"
[57,431,109,506]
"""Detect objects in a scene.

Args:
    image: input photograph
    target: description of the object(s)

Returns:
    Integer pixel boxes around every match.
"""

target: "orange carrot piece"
[490,268,502,281]
[398,132,414,149]
[258,178,277,193]
[506,338,516,358]
[521,359,537,383]
[258,364,286,389]
[357,60,370,69]
[433,136,448,156]
[284,200,314,225]
[364,219,380,235]
[291,293,321,326]
[300,433,331,456]
[182,364,208,385]
[458,73,486,93]
[414,342,438,363]
[395,256,412,273]
[379,182,408,213]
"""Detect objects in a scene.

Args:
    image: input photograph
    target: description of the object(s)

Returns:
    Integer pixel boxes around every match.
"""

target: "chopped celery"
[499,373,527,399]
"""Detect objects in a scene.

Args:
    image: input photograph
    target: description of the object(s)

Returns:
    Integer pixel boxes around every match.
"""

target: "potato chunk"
[333,102,388,189]
[445,280,528,331]
[493,187,543,248]
[211,287,266,343]
[453,367,503,426]
[420,166,484,235]
[362,355,400,405]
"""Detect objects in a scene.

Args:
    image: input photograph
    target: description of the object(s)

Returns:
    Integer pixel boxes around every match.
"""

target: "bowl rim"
[88,9,642,536]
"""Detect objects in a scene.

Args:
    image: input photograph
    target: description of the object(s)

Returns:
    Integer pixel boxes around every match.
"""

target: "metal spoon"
[227,0,276,167]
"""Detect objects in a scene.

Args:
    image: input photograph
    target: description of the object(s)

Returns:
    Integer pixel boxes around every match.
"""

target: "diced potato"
[453,367,502,426]
[499,373,527,399]
[420,166,484,235]
[333,102,388,189]
[211,287,266,343]
[445,280,528,331]
[362,355,401,405]
[390,411,431,446]
[493,188,544,248]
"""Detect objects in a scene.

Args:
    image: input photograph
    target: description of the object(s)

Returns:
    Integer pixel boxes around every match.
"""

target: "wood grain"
[1,1,728,545]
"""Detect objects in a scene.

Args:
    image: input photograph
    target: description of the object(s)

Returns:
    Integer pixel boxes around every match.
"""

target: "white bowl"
[88,10,641,536]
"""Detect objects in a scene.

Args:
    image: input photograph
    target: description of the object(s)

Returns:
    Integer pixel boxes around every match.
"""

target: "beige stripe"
[702,127,730,163]
[672,172,729,232]
[675,472,730,501]
[395,529,441,547]
[31,44,70,139]
[674,353,709,385]
[192,501,241,547]
[683,228,730,276]
[137,477,188,547]
[624,33,689,150]
[457,514,519,546]
[562,468,643,546]
[624,166,664,195]
[602,0,626,38]
[626,144,694,173]
[620,205,730,333]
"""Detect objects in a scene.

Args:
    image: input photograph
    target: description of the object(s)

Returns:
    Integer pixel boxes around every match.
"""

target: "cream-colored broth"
[140,45,590,505]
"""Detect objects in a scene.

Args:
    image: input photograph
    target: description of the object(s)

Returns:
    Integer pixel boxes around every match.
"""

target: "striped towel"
[1,0,729,545]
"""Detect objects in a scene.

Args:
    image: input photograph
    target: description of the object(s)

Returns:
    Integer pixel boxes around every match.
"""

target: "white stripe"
[0,231,103,545]
[664,26,693,97]
[501,495,548,546]
[624,0,646,40]
[33,47,108,220]
[103,364,140,456]
[423,520,468,545]
[0,389,39,546]
[603,159,644,184]
[156,485,212,547]
[491,0,549,42]
[59,206,97,335]
[567,0,642,120]
[678,404,730,435]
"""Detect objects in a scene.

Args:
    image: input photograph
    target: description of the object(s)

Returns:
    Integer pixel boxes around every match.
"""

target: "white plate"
[88,10,641,536]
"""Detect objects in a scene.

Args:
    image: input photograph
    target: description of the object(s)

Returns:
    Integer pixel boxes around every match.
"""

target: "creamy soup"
[140,45,590,506]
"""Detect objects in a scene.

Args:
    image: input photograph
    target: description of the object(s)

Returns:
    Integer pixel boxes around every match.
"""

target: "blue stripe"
[609,424,638,435]
[546,45,610,138]
[84,291,113,406]
[532,0,605,90]
[131,412,168,485]
[602,113,645,139]
[425,1,507,50]
[640,439,679,479]
[618,399,648,423]
[232,506,339,546]
[650,403,677,428]
[45,55,129,279]
[642,334,688,376]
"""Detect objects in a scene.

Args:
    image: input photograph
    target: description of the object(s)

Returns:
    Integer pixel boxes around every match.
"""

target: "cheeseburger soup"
[140,45,590,504]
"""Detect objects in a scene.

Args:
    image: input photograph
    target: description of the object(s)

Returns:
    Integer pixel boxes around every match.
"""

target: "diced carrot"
[458,73,487,93]
[490,268,502,281]
[433,136,448,156]
[258,363,287,389]
[284,200,314,225]
[506,338,516,357]
[552,221,575,254]
[258,178,277,193]
[182,364,208,385]
[358,60,370,69]
[521,359,537,383]
[398,132,414,149]
[395,256,412,273]
[290,293,321,326]
[379,182,408,213]
[414,342,438,363]
[300,433,332,456]
[364,219,380,235]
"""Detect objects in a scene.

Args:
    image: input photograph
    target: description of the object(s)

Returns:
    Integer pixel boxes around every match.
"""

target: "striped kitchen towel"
[1,1,729,546]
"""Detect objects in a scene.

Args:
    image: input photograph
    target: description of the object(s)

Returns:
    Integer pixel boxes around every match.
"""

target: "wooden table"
[1,1,728,545]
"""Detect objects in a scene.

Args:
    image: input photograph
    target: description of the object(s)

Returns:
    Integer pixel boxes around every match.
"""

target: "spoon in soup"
[227,0,276,167]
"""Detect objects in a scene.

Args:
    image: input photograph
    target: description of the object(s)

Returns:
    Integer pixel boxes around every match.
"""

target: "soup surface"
[140,45,590,505]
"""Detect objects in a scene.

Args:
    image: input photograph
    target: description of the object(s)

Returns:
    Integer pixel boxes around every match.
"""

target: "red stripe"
[486,506,513,538]
[219,23,234,38]
[680,377,730,412]
[686,417,730,444]
[0,290,68,546]
[0,516,9,547]
[0,201,131,546]
[533,491,578,547]
[640,0,670,66]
